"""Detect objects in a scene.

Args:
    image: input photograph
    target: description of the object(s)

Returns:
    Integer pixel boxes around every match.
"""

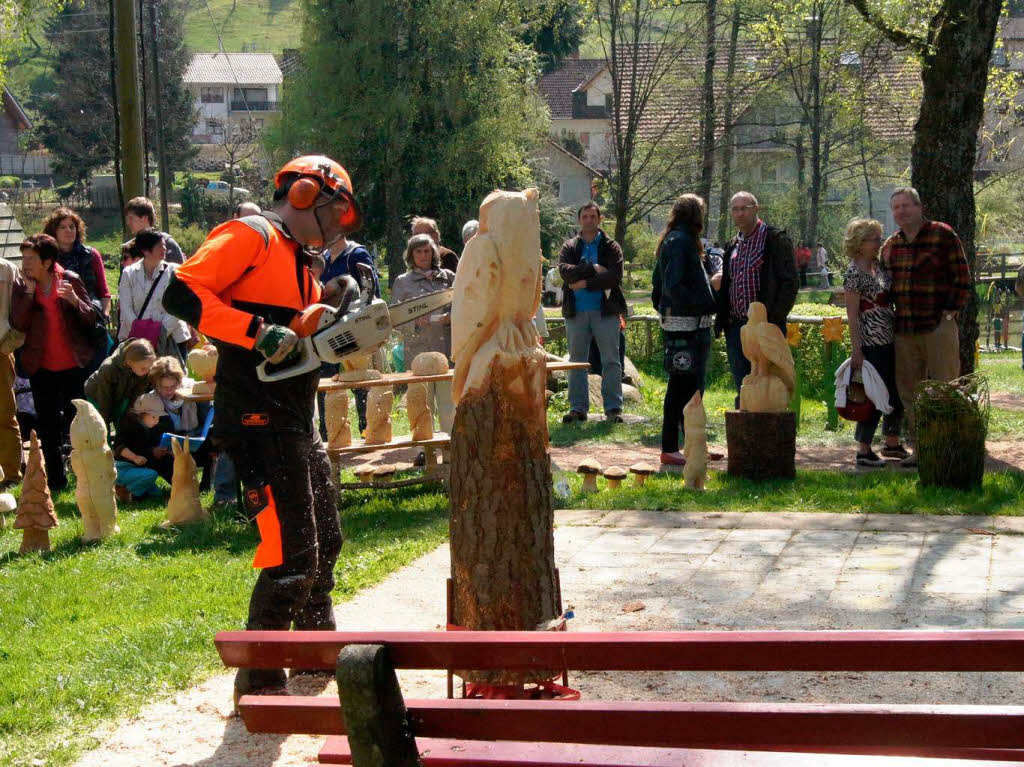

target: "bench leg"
[423,445,437,475]
[336,644,422,767]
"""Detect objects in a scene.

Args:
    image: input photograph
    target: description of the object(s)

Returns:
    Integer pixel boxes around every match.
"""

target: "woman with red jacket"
[11,234,102,490]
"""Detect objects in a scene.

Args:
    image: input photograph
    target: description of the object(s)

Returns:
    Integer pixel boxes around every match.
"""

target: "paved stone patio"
[556,510,1024,632]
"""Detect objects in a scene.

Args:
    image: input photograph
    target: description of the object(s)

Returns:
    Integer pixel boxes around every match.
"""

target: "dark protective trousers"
[229,428,343,694]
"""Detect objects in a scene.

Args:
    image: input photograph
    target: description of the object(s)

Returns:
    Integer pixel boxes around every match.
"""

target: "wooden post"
[147,0,172,232]
[114,0,145,201]
[645,319,653,361]
[824,340,839,431]
[336,644,423,767]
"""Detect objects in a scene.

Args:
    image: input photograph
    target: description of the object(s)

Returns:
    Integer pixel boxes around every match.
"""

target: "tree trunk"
[910,0,1000,374]
[449,356,560,686]
[795,131,807,243]
[384,170,405,288]
[717,1,742,245]
[697,0,717,216]
[612,162,630,245]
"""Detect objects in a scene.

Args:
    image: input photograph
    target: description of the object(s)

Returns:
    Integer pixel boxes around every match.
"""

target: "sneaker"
[413,451,426,467]
[660,452,686,466]
[561,411,587,424]
[604,409,624,424]
[856,450,885,467]
[900,453,919,468]
[114,484,132,504]
[707,449,725,461]
[880,443,910,460]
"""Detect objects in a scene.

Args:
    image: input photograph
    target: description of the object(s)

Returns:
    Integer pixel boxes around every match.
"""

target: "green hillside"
[183,0,302,53]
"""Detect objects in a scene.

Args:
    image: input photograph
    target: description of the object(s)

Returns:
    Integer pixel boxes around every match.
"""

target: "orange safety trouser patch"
[252,486,284,569]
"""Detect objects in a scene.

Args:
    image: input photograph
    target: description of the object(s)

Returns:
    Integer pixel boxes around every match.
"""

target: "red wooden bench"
[215,630,1024,767]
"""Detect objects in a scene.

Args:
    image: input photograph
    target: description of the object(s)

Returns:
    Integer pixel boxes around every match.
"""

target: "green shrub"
[174,224,209,258]
[0,176,20,189]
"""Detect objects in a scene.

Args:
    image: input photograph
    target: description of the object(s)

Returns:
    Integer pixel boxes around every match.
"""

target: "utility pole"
[148,0,171,231]
[115,0,145,203]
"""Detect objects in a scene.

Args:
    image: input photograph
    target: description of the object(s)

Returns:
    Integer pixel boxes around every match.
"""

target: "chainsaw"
[256,269,453,382]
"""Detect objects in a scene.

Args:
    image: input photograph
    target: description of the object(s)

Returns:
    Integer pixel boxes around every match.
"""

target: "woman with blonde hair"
[85,338,157,425]
[842,218,907,466]
[652,194,721,466]
[390,234,456,459]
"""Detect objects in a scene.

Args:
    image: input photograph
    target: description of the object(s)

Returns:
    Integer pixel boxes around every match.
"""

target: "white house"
[183,52,283,144]
[539,138,601,209]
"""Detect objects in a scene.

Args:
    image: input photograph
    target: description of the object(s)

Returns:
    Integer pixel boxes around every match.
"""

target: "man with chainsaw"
[162,155,363,704]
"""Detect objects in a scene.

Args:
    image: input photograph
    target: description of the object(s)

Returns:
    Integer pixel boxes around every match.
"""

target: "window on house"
[233,88,269,103]
[210,121,224,135]
[200,87,223,103]
[579,132,591,148]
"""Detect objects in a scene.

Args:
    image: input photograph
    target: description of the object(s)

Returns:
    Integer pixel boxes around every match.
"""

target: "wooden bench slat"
[216,630,1024,672]
[238,697,1024,750]
[318,736,1024,766]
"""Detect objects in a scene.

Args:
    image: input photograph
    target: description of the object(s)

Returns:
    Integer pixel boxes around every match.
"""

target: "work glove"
[254,322,299,364]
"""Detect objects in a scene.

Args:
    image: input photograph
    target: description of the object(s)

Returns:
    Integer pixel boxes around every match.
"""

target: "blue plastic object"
[160,406,215,452]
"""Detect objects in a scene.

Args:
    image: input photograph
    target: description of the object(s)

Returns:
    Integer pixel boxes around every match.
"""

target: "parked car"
[202,180,250,199]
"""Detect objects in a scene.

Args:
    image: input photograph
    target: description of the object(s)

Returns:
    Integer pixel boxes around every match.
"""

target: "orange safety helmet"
[274,155,363,233]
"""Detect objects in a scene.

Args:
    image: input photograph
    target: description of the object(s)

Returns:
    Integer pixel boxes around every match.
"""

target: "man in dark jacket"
[715,191,799,405]
[558,202,627,423]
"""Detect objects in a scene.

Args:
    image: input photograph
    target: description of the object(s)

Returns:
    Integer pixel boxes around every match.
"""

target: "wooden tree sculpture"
[325,389,352,449]
[682,391,708,490]
[161,438,208,527]
[408,351,449,441]
[15,431,58,553]
[449,188,561,687]
[739,302,796,413]
[187,344,219,395]
[69,399,119,542]
[364,387,393,445]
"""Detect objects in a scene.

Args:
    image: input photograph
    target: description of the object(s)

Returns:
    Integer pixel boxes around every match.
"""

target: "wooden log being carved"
[69,399,119,542]
[739,302,796,413]
[364,387,393,445]
[188,345,218,395]
[325,389,352,449]
[162,438,208,527]
[448,188,560,686]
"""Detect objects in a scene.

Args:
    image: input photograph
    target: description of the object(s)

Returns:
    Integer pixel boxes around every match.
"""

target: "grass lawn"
[0,482,447,767]
[183,0,301,53]
[555,468,1024,516]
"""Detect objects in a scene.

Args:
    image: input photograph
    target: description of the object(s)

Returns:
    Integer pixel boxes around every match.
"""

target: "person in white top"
[815,241,830,287]
[118,228,191,358]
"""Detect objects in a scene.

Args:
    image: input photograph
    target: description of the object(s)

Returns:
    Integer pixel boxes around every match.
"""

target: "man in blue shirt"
[557,202,627,423]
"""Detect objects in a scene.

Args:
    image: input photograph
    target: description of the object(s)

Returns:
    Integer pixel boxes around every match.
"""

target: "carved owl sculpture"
[739,302,796,413]
[451,188,544,403]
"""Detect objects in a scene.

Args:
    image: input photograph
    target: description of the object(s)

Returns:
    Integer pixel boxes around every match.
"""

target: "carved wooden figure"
[162,438,208,528]
[448,188,561,687]
[408,351,449,441]
[739,302,796,413]
[14,431,57,552]
[187,345,219,395]
[325,389,352,449]
[682,391,708,490]
[363,387,393,445]
[69,399,119,542]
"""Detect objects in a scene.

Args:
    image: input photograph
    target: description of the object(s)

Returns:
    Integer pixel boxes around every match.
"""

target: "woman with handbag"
[11,234,103,490]
[118,228,191,361]
[651,194,720,467]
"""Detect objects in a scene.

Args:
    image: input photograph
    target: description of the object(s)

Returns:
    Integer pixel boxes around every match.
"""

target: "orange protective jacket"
[162,213,323,436]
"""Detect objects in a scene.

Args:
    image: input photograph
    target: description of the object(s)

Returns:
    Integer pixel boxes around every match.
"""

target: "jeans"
[588,329,626,378]
[661,328,711,453]
[213,452,238,503]
[724,323,750,408]
[115,461,161,497]
[854,343,903,446]
[566,311,623,414]
[427,380,455,434]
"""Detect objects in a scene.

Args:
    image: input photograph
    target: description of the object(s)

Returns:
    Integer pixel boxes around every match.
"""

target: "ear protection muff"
[287,177,323,210]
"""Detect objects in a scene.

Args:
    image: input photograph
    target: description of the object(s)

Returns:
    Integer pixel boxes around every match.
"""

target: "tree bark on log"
[449,357,560,686]
[725,410,796,481]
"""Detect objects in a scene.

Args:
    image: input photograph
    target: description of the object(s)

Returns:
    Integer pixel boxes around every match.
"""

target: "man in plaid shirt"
[883,187,971,468]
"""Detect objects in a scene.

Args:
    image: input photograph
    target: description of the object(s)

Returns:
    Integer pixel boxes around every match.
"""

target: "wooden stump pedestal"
[725,410,796,481]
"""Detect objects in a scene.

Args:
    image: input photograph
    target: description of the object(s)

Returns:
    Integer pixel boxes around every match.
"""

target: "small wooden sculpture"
[682,391,708,490]
[14,431,57,552]
[69,399,119,542]
[187,345,219,395]
[325,389,352,448]
[161,438,208,528]
[364,386,393,444]
[603,466,627,489]
[739,302,796,413]
[408,351,449,440]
